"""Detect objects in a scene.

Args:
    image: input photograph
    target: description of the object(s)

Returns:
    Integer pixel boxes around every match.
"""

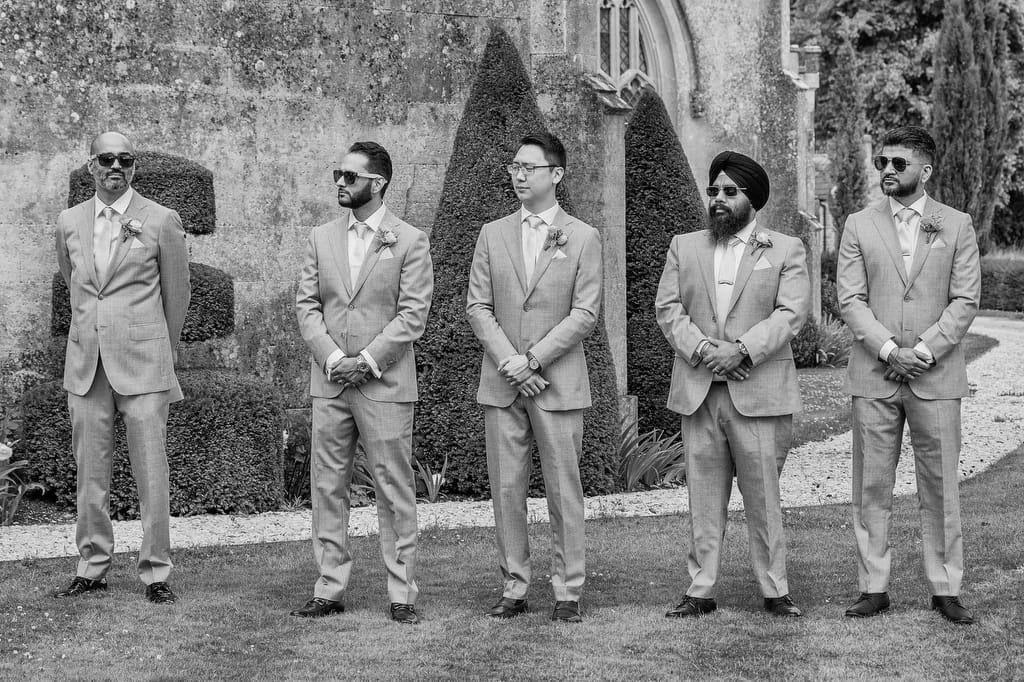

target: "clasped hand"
[498,354,550,397]
[328,357,371,387]
[883,347,932,382]
[701,340,751,381]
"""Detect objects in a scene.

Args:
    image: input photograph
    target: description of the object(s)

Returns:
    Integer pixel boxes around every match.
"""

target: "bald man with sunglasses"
[838,125,981,624]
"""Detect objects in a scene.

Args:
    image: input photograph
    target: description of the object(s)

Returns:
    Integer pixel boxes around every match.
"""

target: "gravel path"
[2,315,1021,563]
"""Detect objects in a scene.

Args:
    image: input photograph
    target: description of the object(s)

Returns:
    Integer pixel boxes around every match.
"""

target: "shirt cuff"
[360,349,382,379]
[325,349,345,376]
[914,341,934,364]
[878,340,898,363]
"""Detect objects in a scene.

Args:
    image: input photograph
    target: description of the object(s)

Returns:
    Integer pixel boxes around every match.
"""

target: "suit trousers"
[851,386,964,595]
[681,383,792,598]
[68,357,172,585]
[310,389,418,604]
[484,397,585,602]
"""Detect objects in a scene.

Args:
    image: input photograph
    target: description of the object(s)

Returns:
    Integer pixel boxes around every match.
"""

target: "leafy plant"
[415,454,448,503]
[618,417,687,491]
[1,445,45,526]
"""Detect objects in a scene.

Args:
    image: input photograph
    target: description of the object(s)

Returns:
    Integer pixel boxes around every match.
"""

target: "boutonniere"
[118,216,143,242]
[751,231,773,250]
[919,214,944,243]
[543,227,568,251]
[374,228,398,253]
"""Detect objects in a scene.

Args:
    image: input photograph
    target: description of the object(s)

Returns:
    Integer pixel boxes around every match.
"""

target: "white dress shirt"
[93,187,135,264]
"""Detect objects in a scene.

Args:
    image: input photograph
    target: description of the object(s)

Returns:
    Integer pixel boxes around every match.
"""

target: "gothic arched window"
[599,0,655,106]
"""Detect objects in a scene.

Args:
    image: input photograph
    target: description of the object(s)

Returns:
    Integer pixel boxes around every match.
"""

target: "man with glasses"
[295,141,433,624]
[53,131,190,604]
[655,151,809,619]
[838,125,981,624]
[467,132,603,623]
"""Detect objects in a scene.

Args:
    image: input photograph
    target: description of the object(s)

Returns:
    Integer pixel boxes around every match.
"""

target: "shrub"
[414,26,620,497]
[618,418,686,492]
[236,284,310,409]
[981,255,1024,311]
[18,371,284,518]
[792,322,821,369]
[624,89,706,436]
[793,314,852,368]
[68,151,216,235]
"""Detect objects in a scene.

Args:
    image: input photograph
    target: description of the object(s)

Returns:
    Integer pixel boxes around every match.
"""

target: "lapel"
[696,231,718,311]
[727,235,762,318]
[869,199,908,285]
[351,208,396,299]
[907,197,941,287]
[101,192,148,290]
[327,213,354,298]
[499,212,529,295]
[525,208,572,298]
[76,198,101,290]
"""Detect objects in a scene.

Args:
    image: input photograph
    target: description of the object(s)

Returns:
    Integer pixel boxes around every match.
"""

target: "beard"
[880,174,918,198]
[338,183,373,209]
[707,203,753,241]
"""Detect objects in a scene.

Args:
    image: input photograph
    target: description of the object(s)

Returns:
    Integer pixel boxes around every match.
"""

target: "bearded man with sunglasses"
[655,150,809,619]
[53,131,190,604]
[838,125,981,624]
[294,141,433,624]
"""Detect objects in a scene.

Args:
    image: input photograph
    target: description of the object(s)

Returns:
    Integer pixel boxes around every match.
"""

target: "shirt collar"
[348,203,387,232]
[520,203,560,227]
[889,192,928,219]
[94,187,134,218]
[731,218,757,246]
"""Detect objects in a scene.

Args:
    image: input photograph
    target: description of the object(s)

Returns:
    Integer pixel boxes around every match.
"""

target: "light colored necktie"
[350,221,369,288]
[523,215,545,282]
[95,206,115,282]
[716,236,741,337]
[896,206,916,266]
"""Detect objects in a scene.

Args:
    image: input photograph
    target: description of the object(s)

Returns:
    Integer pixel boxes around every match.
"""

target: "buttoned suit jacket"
[655,228,810,417]
[466,209,603,411]
[56,192,190,399]
[296,208,433,402]
[837,197,981,400]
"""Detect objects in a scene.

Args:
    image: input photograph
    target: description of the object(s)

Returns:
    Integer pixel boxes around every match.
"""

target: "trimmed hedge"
[235,284,310,409]
[624,90,706,434]
[51,262,234,342]
[414,26,620,497]
[980,256,1024,311]
[18,370,283,518]
[68,151,216,235]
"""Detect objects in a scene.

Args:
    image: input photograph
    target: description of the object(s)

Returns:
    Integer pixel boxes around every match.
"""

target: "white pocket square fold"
[129,237,146,249]
[930,238,947,249]
[753,256,772,270]
[552,250,567,260]
[379,247,394,260]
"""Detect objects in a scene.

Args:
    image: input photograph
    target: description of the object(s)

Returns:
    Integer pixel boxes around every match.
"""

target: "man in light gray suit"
[838,126,981,624]
[295,141,433,624]
[655,151,809,619]
[467,132,603,623]
[54,131,190,604]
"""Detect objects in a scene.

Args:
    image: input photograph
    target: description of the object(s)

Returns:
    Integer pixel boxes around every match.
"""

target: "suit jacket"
[466,208,603,411]
[655,228,810,417]
[838,196,980,399]
[56,192,190,399]
[296,207,433,402]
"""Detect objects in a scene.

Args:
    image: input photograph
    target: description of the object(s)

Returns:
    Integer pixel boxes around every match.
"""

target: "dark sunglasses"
[333,169,385,185]
[872,156,922,173]
[706,186,746,198]
[91,153,136,168]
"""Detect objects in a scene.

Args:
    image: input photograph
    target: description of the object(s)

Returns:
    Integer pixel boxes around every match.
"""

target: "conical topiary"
[415,26,620,496]
[625,89,706,435]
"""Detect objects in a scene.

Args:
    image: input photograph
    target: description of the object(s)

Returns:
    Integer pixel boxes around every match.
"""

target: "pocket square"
[930,237,947,249]
[753,256,772,270]
[129,237,146,250]
[552,250,567,260]
[379,247,394,260]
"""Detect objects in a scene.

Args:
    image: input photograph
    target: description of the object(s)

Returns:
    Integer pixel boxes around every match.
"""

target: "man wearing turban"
[655,151,811,618]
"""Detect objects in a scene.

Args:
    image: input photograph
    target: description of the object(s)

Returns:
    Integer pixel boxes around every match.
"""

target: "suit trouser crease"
[851,387,963,595]
[311,390,418,604]
[484,398,585,601]
[70,356,172,584]
[682,384,790,598]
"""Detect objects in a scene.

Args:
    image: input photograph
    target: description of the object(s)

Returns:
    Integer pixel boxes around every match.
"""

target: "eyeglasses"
[872,156,922,173]
[91,153,136,168]
[333,169,385,185]
[507,163,557,176]
[706,186,746,198]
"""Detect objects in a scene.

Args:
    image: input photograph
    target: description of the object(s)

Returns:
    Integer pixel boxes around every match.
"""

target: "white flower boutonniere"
[543,227,568,251]
[119,216,143,243]
[919,214,944,244]
[751,231,773,250]
[374,228,398,253]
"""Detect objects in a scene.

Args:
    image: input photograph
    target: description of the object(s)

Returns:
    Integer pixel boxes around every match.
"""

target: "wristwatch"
[355,358,370,374]
[735,340,749,357]
[526,351,541,371]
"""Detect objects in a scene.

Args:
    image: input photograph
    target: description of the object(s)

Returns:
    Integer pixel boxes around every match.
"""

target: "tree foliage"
[825,33,868,239]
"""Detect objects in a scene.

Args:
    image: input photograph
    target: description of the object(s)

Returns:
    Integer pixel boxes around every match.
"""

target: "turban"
[708,151,770,210]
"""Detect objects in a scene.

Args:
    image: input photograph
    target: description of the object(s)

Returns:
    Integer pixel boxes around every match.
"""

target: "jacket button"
[98,294,104,300]
[904,295,911,302]
[523,304,529,312]
[348,304,355,310]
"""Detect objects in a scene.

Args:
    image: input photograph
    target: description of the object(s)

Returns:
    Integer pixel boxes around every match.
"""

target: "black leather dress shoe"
[551,600,582,623]
[290,597,345,617]
[53,576,107,599]
[487,597,528,619]
[665,596,717,618]
[844,592,890,618]
[145,582,178,604]
[764,594,803,617]
[932,596,975,625]
[390,603,420,624]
